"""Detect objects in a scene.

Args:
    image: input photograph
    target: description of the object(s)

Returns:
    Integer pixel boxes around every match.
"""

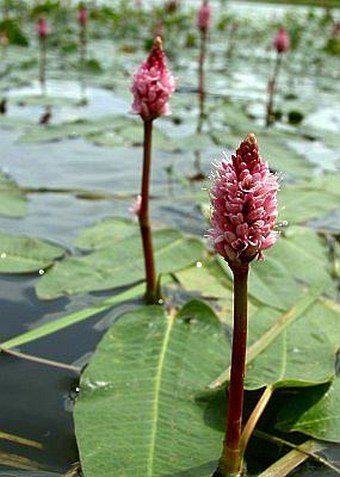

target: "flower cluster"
[36,17,48,39]
[131,36,175,122]
[274,27,290,54]
[197,0,212,32]
[210,134,279,265]
[78,6,88,26]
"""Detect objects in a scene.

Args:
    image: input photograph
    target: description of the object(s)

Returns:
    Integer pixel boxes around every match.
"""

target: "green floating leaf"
[0,115,32,129]
[213,105,312,179]
[258,134,313,180]
[279,178,340,227]
[217,253,300,311]
[74,217,137,251]
[276,378,340,443]
[172,259,234,321]
[172,258,258,323]
[89,121,174,150]
[267,226,336,295]
[75,300,228,477]
[209,283,329,390]
[176,133,215,152]
[0,230,65,274]
[36,229,204,299]
[19,116,121,143]
[245,302,335,390]
[0,170,27,218]
[216,225,336,309]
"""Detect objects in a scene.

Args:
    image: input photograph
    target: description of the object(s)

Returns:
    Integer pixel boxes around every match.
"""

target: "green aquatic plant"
[131,36,175,303]
[266,27,290,127]
[209,133,279,476]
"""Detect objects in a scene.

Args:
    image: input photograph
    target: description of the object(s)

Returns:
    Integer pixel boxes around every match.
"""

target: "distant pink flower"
[197,0,212,32]
[210,133,279,265]
[131,36,175,122]
[274,27,290,54]
[78,6,88,26]
[36,17,48,39]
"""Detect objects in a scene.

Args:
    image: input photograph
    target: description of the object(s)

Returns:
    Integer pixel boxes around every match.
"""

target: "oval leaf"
[75,300,229,477]
[276,379,340,443]
[0,230,65,274]
[0,170,27,218]
[74,217,137,251]
[36,229,204,299]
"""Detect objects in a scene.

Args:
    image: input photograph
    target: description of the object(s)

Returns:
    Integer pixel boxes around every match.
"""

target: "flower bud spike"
[274,26,290,54]
[197,0,212,33]
[210,133,279,268]
[36,17,48,39]
[131,36,175,122]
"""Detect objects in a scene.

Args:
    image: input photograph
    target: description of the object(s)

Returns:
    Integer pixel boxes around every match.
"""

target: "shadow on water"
[0,274,143,475]
[0,354,79,474]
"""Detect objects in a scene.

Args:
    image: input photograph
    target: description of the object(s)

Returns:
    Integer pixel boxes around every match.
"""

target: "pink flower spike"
[131,36,175,122]
[209,133,279,266]
[36,17,48,39]
[197,0,212,32]
[274,27,290,54]
[78,6,88,26]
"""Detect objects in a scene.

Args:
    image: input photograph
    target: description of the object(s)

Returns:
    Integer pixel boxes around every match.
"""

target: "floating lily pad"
[245,302,335,389]
[209,284,333,391]
[217,253,301,311]
[0,230,65,274]
[74,217,138,251]
[36,229,204,299]
[280,180,340,227]
[0,170,27,218]
[19,116,124,143]
[215,224,336,309]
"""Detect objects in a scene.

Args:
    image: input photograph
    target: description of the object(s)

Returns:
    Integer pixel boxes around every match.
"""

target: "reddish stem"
[197,28,207,133]
[79,23,87,67]
[139,119,158,304]
[217,263,249,476]
[39,37,47,94]
[265,53,282,127]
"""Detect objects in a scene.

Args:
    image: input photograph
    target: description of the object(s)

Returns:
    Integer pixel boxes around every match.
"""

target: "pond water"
[0,1,339,476]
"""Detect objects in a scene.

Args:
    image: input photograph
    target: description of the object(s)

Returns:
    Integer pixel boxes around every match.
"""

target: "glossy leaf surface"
[75,301,228,477]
